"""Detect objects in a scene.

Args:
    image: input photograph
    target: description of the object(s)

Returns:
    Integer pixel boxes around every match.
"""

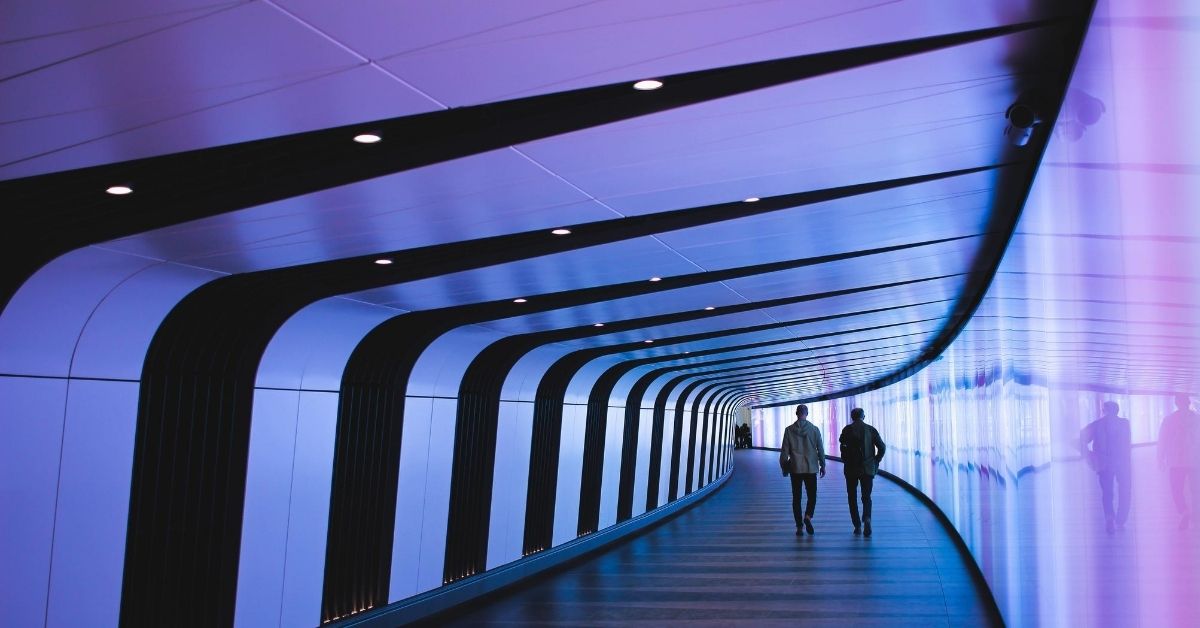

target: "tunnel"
[2,1,1198,626]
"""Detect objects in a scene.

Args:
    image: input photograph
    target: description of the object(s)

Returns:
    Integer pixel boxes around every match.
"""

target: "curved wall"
[0,3,1112,626]
[753,3,1200,624]
[0,251,734,627]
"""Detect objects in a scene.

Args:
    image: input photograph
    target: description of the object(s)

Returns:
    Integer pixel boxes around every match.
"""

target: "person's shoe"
[863,520,872,537]
[804,517,815,535]
[796,526,804,536]
[853,526,862,535]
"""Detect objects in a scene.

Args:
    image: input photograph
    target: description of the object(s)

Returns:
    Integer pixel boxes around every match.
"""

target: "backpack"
[841,426,866,465]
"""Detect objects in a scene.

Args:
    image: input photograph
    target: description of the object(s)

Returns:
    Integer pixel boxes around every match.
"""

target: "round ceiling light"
[632,79,663,91]
[551,228,571,235]
[513,298,528,303]
[704,306,715,311]
[593,323,605,327]
[743,197,760,203]
[106,185,133,195]
[649,276,662,282]
[644,339,654,344]
[353,133,382,144]
[374,258,393,265]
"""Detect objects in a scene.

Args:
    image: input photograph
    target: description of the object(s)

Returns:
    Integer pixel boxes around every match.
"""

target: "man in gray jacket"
[840,407,886,537]
[780,404,826,535]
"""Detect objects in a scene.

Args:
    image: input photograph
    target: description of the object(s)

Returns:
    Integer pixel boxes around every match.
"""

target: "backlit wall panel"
[552,404,587,546]
[0,249,220,627]
[0,377,66,628]
[486,400,534,570]
[632,406,654,517]
[597,406,625,529]
[754,3,1200,625]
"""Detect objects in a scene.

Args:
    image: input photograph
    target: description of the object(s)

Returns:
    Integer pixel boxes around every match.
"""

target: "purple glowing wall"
[753,2,1200,624]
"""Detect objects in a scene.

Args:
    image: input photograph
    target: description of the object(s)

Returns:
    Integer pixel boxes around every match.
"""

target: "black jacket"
[839,421,886,478]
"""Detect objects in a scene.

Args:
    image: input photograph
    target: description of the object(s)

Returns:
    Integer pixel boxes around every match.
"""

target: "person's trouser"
[846,475,874,526]
[790,473,818,525]
[1097,467,1131,525]
[1169,467,1198,515]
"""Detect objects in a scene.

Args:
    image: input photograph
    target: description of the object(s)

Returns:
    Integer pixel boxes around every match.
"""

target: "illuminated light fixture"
[704,306,715,311]
[106,185,133,195]
[644,339,654,344]
[513,298,528,303]
[373,258,393,265]
[593,322,605,327]
[742,197,760,203]
[632,79,663,91]
[353,133,382,144]
[551,228,572,235]
[649,276,662,282]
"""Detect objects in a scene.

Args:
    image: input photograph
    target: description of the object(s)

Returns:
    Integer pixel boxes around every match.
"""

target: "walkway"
[433,449,1001,626]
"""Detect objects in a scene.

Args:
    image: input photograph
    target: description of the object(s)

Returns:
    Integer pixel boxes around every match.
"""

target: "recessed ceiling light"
[513,298,528,303]
[644,339,654,343]
[704,306,715,311]
[353,133,382,144]
[633,79,663,91]
[374,258,393,265]
[649,276,662,282]
[593,322,605,327]
[684,351,691,354]
[742,197,760,203]
[551,228,571,235]
[106,185,133,195]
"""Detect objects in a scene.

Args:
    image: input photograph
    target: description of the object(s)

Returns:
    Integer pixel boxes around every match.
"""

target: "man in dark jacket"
[1081,400,1132,533]
[840,407,886,537]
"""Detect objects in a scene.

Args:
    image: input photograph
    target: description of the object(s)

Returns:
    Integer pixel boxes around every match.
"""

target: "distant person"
[1080,401,1133,533]
[840,407,886,537]
[780,404,825,535]
[1158,394,1199,530]
[737,422,752,449]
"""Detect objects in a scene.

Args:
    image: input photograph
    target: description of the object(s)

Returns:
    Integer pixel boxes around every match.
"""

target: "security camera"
[1004,99,1042,147]
[1002,89,1046,147]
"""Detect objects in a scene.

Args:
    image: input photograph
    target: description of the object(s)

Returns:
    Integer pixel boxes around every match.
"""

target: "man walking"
[1080,401,1133,533]
[780,404,825,535]
[840,407,886,537]
[1158,394,1198,530]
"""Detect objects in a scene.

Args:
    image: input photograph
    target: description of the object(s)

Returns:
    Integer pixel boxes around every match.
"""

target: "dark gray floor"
[433,449,1001,626]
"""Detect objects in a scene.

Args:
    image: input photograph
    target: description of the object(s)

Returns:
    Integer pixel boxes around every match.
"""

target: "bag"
[842,427,865,465]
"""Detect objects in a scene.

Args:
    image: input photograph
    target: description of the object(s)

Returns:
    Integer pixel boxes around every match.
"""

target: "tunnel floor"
[430,449,1001,626]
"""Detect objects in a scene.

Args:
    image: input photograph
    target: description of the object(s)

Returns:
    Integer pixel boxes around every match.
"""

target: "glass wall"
[753,1,1200,625]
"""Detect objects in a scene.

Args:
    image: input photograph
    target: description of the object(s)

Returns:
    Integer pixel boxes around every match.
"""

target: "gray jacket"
[780,419,825,474]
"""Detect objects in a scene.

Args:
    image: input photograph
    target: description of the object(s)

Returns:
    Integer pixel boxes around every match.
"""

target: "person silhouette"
[1158,394,1199,530]
[1080,401,1133,533]
[779,405,825,536]
[839,407,886,537]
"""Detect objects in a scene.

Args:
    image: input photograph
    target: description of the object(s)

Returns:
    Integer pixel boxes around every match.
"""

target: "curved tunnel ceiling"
[0,2,1106,624]
[1,1,1094,409]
